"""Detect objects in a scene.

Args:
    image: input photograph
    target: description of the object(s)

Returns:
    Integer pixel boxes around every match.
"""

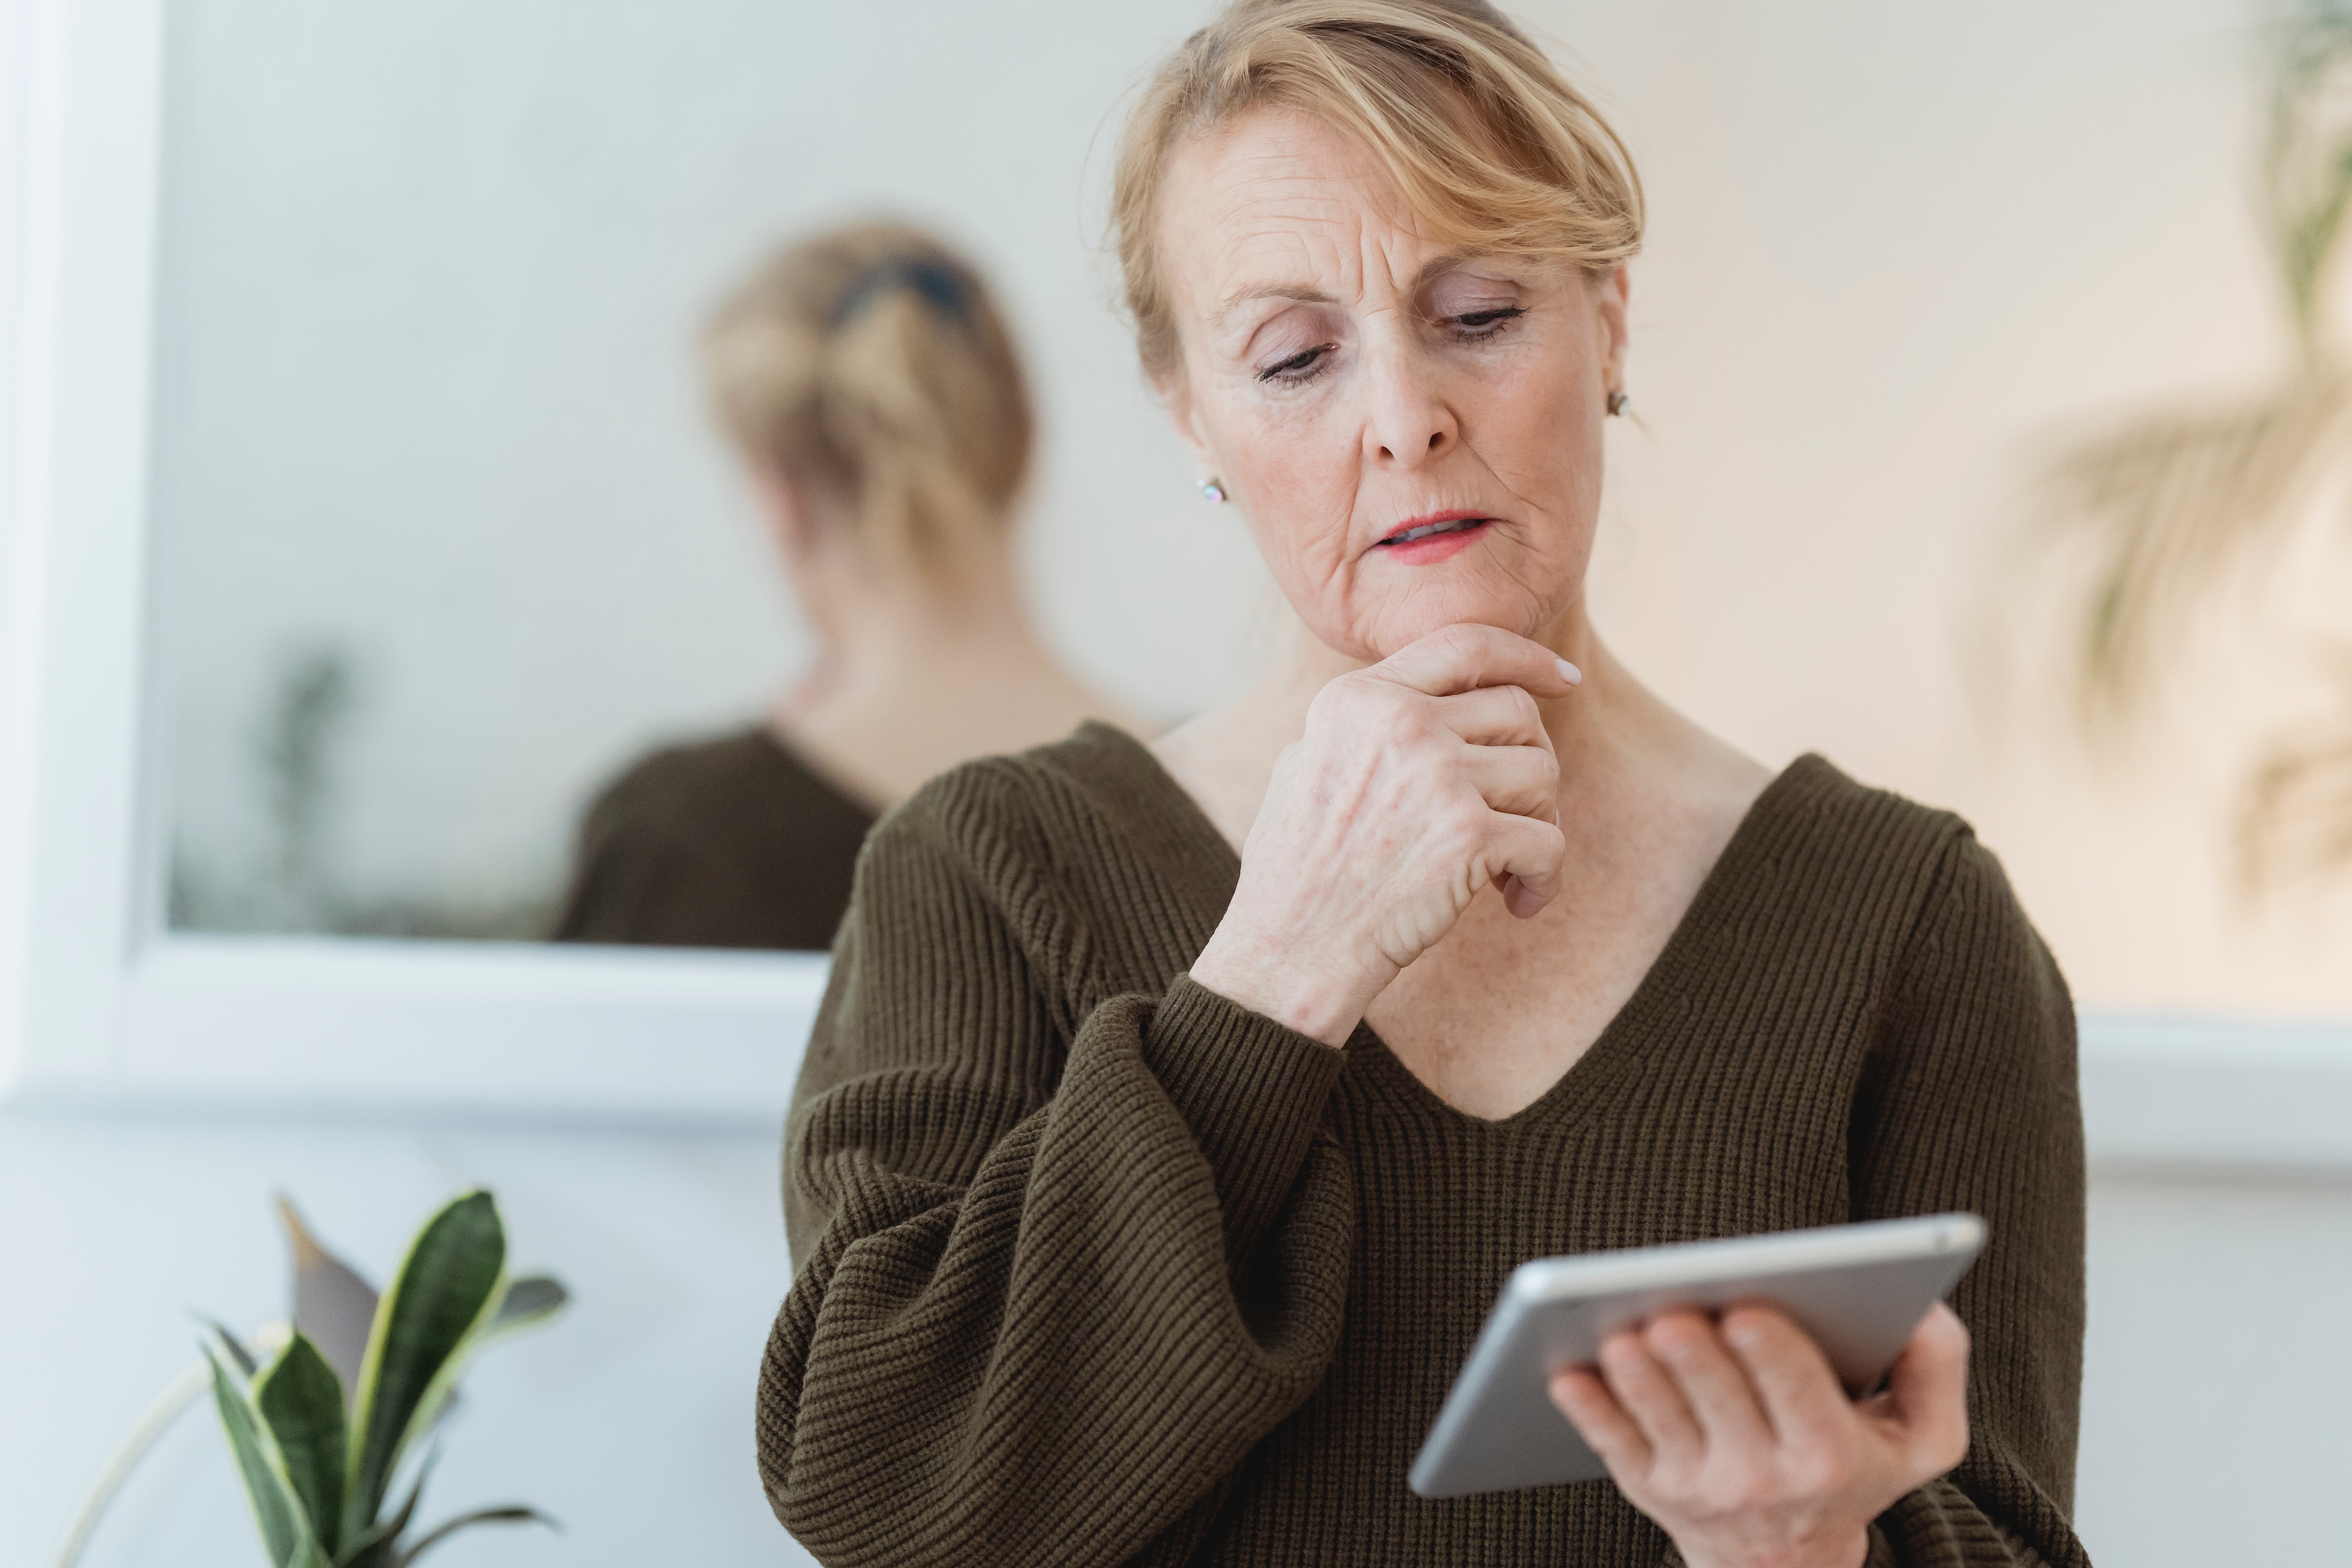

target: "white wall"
[2078,1169,2352,1565]
[6,1109,2349,1568]
[0,1111,815,1568]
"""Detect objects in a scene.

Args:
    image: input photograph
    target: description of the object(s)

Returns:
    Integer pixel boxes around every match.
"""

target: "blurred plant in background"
[170,646,557,940]
[1990,0,2352,899]
[52,1192,566,1568]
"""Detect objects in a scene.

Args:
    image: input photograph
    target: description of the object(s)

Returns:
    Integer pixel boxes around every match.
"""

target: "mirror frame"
[0,0,2345,1162]
[0,0,822,1127]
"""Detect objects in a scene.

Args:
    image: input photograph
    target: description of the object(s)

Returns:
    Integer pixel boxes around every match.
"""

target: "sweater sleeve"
[757,780,1356,1568]
[1849,832,2091,1568]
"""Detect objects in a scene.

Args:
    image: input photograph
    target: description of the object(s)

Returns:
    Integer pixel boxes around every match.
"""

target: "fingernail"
[1556,659,1583,685]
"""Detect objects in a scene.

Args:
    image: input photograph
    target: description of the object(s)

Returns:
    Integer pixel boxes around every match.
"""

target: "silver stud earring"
[1606,389,1630,418]
[1200,479,1226,503]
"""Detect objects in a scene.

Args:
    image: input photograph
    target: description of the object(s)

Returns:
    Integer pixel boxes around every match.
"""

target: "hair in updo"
[1111,0,1644,384]
[702,220,1033,581]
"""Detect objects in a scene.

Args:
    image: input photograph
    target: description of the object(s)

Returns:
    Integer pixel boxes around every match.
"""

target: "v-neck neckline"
[1064,720,1823,1134]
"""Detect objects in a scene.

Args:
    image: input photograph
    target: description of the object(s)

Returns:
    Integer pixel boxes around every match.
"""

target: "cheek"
[1217,401,1360,582]
[1484,353,1599,497]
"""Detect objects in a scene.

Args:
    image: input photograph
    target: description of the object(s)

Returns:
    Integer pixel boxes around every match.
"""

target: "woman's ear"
[751,468,814,564]
[1594,264,1632,394]
[1158,374,1220,489]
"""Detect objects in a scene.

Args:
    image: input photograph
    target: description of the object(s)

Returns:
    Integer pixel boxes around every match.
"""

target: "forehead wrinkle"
[1204,207,1447,334]
[1183,188,1361,332]
[1170,109,1459,325]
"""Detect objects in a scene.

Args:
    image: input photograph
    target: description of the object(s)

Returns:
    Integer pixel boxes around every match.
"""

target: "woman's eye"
[1257,343,1334,383]
[1451,306,1526,339]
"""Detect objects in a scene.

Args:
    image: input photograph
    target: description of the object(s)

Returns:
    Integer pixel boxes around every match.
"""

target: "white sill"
[7,936,828,1131]
[4,937,2349,1176]
[2078,1013,2352,1176]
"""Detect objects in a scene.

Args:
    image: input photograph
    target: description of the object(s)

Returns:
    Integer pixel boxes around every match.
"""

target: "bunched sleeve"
[1849,832,2091,1568]
[757,777,1356,1568]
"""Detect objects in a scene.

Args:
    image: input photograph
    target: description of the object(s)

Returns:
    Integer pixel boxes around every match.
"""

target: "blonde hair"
[702,221,1033,580]
[1111,0,1644,383]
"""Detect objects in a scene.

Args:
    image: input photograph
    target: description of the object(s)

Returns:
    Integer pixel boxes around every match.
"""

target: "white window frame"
[0,0,2347,1160]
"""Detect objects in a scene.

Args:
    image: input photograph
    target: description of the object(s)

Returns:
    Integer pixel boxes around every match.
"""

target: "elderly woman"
[759,4,2087,1566]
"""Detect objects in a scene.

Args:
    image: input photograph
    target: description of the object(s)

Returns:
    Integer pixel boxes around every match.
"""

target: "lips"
[1376,510,1492,549]
[1385,517,1483,545]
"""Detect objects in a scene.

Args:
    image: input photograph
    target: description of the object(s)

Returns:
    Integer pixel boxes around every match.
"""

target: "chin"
[1348,579,1568,662]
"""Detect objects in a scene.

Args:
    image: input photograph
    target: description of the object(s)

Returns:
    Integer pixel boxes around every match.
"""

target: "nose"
[1361,342,1457,471]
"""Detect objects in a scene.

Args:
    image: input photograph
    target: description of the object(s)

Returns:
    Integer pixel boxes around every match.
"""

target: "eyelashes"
[1253,307,1528,386]
[1257,343,1335,383]
[1452,306,1525,337]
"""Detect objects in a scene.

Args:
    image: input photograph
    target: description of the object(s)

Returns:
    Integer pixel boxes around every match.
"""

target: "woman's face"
[1158,108,1628,663]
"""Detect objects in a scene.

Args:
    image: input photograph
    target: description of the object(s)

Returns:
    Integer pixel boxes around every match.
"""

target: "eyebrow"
[1207,283,1337,330]
[1206,256,1501,329]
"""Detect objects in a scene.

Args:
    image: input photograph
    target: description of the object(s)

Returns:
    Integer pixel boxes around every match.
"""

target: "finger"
[1459,741,1559,821]
[1482,812,1567,915]
[1645,1309,1774,1454]
[1719,1303,1856,1452]
[1550,1366,1653,1475]
[1373,622,1583,700]
[1597,1326,1704,1469]
[1884,1303,1971,1476]
[1433,683,1554,750]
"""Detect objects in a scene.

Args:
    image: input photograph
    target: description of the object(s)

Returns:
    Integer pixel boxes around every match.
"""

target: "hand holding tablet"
[1410,1215,1984,1568]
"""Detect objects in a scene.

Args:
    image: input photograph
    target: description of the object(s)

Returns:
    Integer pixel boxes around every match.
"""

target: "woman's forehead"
[1163,108,1448,310]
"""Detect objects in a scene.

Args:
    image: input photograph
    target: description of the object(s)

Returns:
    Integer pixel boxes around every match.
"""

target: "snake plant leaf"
[206,1343,330,1568]
[341,1191,505,1544]
[254,1332,348,1557]
[335,1454,430,1568]
[482,1274,567,1340]
[279,1194,381,1403]
[390,1505,557,1568]
[203,1315,261,1377]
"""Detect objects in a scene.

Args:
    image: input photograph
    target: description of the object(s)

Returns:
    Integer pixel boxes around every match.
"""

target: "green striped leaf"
[206,1343,331,1568]
[485,1274,566,1336]
[254,1332,347,1556]
[392,1504,557,1567]
[341,1192,505,1543]
[335,1457,428,1568]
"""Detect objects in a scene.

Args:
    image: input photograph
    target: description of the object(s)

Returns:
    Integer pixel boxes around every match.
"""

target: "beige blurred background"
[1552,0,2352,1019]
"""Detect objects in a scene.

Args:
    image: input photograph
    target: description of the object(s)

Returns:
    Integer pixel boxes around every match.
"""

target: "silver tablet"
[1406,1212,1987,1499]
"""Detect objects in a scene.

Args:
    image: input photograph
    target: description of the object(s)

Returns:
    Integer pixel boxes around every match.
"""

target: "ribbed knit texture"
[759,722,2090,1568]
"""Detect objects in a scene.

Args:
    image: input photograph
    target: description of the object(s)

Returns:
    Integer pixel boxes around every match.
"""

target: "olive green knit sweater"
[759,723,2089,1568]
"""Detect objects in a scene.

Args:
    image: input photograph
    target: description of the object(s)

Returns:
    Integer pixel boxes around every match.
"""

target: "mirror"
[143,0,2352,1015]
[149,0,1273,947]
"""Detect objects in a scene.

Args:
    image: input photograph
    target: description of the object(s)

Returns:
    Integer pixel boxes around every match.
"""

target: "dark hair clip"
[830,255,971,329]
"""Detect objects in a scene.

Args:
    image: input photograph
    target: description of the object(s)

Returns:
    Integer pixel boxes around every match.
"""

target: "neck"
[777,537,1054,728]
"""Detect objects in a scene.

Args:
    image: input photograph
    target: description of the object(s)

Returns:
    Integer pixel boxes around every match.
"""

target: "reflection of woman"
[762,5,2086,1566]
[553,222,1134,950]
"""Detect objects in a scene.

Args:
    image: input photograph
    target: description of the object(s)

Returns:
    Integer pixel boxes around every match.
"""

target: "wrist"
[1187,926,1374,1048]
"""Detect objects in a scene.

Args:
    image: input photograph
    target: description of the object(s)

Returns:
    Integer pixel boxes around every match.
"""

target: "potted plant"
[50,1190,566,1568]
